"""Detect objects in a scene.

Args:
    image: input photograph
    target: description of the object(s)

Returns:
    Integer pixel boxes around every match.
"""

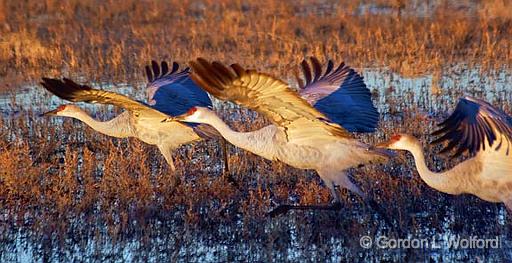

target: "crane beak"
[368,145,396,159]
[375,140,392,148]
[40,109,59,117]
[161,117,175,123]
[166,113,189,123]
[173,114,186,121]
[161,114,187,123]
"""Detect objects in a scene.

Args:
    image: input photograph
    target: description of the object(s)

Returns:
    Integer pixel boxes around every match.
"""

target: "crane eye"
[186,107,197,115]
[57,105,67,112]
[390,134,402,142]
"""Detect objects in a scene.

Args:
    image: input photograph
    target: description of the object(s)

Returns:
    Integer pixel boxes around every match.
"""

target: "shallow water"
[1,67,512,262]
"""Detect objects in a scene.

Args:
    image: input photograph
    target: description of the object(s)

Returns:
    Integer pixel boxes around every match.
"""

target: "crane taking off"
[165,57,392,216]
[41,61,228,172]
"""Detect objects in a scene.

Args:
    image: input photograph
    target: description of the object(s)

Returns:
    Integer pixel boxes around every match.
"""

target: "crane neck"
[199,112,275,159]
[405,139,461,194]
[63,109,132,138]
[199,113,251,147]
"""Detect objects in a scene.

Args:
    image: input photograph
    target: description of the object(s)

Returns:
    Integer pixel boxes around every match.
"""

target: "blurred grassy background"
[0,0,511,89]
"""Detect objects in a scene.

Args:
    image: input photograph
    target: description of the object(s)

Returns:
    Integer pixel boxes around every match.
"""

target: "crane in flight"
[41,60,228,172]
[377,96,512,210]
[164,57,392,216]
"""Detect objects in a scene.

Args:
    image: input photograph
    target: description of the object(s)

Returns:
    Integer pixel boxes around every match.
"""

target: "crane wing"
[145,61,212,116]
[297,57,379,133]
[431,96,512,157]
[189,58,353,142]
[41,77,164,117]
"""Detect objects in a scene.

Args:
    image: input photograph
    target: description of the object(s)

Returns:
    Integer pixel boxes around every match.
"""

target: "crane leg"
[506,202,512,213]
[267,179,343,217]
[267,172,376,217]
[157,144,184,192]
[268,171,400,233]
[333,173,365,199]
[325,175,394,228]
[330,172,398,230]
[221,138,230,174]
[157,145,176,172]
[163,154,176,172]
[503,197,512,215]
[219,139,239,189]
[267,200,343,217]
[328,176,399,234]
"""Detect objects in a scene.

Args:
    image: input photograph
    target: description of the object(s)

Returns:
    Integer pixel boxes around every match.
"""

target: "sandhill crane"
[377,96,512,210]
[164,57,392,216]
[41,61,228,172]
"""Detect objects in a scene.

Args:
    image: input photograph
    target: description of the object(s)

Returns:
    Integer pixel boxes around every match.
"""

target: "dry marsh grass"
[1,82,509,238]
[0,0,511,86]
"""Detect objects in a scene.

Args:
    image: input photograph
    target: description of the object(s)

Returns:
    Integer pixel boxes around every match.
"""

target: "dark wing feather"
[145,60,212,117]
[298,57,379,132]
[431,96,512,158]
[193,124,222,139]
[41,78,149,112]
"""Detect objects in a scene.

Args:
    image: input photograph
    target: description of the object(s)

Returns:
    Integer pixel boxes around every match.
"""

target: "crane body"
[41,61,227,172]
[166,58,391,216]
[378,97,512,210]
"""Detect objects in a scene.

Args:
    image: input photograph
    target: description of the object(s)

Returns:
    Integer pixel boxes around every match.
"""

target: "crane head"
[40,105,79,117]
[375,134,415,150]
[161,106,211,124]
